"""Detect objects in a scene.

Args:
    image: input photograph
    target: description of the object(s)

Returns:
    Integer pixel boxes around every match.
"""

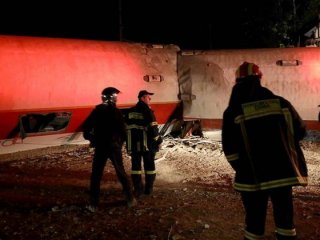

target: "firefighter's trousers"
[89,147,133,206]
[241,186,296,240]
[130,151,156,195]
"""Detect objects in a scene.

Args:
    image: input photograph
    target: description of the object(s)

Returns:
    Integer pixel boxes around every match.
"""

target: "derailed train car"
[0,35,319,154]
[178,48,320,131]
[0,35,180,153]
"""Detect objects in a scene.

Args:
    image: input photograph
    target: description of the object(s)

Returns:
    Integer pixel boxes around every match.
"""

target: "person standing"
[83,87,136,212]
[222,62,308,240]
[125,90,163,197]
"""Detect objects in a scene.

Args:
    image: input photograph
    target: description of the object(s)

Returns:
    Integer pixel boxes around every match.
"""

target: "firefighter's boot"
[131,174,144,198]
[144,174,156,195]
[121,178,137,208]
[123,190,137,208]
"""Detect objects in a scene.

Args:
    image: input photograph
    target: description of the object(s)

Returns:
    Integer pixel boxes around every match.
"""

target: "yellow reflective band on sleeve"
[275,227,296,237]
[282,108,294,134]
[241,99,282,120]
[145,170,156,175]
[128,112,144,120]
[226,153,239,162]
[282,108,296,150]
[127,130,132,152]
[131,170,143,175]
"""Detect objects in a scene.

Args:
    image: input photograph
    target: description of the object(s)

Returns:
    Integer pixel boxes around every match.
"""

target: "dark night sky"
[0,1,262,50]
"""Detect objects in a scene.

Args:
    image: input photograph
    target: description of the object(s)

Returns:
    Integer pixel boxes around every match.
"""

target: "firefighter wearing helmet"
[235,61,262,79]
[101,87,120,105]
[222,62,308,240]
[82,87,136,212]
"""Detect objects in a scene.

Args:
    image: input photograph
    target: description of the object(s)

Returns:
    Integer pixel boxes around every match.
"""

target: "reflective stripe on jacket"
[126,101,162,153]
[222,84,308,192]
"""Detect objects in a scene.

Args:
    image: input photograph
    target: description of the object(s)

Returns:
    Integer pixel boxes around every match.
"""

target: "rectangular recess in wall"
[276,60,302,66]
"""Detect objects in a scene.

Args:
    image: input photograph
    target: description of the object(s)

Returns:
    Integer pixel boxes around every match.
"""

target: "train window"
[20,112,72,134]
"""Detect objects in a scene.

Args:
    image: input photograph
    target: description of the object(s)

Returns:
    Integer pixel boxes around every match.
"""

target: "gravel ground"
[0,131,319,240]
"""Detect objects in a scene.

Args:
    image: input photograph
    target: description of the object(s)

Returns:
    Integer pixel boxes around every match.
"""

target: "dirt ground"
[0,132,320,240]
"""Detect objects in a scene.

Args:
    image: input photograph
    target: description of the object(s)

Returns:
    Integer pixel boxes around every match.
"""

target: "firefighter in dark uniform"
[222,62,308,240]
[82,87,136,212]
[126,90,163,197]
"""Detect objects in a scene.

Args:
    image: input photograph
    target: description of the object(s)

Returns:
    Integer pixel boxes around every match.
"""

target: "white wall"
[179,48,320,121]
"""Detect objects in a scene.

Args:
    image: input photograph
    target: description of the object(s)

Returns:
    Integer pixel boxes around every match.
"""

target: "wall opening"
[20,112,72,135]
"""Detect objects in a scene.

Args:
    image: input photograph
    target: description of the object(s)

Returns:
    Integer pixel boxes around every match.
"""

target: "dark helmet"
[102,87,120,96]
[101,87,120,103]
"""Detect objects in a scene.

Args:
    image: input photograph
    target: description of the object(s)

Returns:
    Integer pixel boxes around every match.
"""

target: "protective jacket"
[126,101,162,153]
[222,77,308,192]
[82,102,127,150]
[82,100,134,208]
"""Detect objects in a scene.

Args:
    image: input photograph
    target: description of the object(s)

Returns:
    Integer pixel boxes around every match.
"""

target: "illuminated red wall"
[0,36,180,139]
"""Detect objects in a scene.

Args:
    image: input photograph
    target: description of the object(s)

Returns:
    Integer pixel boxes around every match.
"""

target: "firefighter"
[126,90,163,197]
[82,87,136,212]
[222,62,308,240]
